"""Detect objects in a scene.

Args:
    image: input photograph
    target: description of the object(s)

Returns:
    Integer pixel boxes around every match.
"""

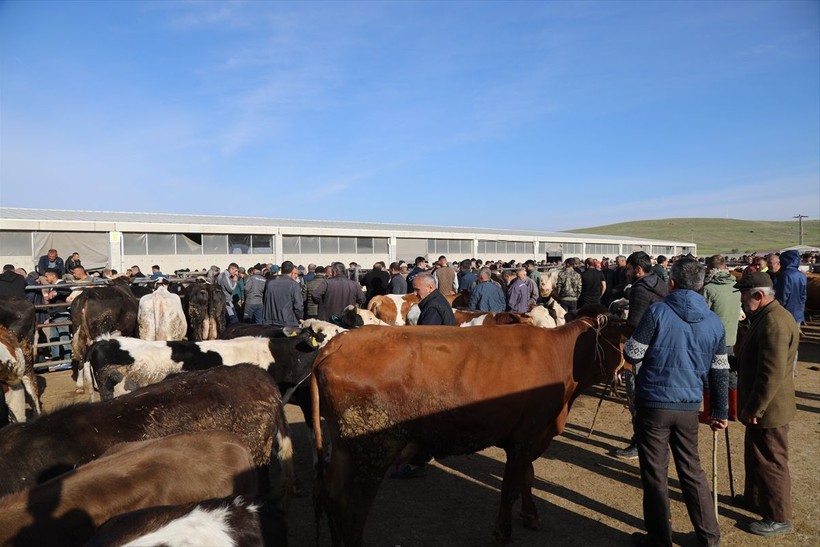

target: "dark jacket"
[736,299,799,428]
[312,276,365,321]
[468,280,506,312]
[578,268,605,308]
[0,271,27,298]
[626,272,669,328]
[774,250,806,324]
[304,274,327,318]
[417,290,456,325]
[262,276,304,327]
[387,273,407,295]
[624,290,729,418]
[37,255,65,277]
[405,266,428,293]
[360,269,390,304]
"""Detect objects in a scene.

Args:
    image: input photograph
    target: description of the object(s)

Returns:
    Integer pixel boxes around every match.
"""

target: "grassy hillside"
[565,218,820,256]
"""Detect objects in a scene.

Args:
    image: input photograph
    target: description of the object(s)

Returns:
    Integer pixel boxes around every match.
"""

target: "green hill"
[565,218,820,256]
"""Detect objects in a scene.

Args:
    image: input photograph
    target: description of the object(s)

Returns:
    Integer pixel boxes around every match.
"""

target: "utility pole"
[793,214,807,245]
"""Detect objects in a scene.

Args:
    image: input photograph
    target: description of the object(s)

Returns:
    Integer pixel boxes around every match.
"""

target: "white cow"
[138,284,186,341]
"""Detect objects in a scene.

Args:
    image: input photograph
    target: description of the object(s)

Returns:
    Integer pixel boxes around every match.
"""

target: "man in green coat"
[733,272,799,537]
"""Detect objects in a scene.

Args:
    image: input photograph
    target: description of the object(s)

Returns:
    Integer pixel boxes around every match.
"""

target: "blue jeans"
[48,315,71,360]
[244,304,263,324]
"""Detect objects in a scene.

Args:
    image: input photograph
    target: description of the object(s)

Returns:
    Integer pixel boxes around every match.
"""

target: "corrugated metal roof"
[0,207,689,245]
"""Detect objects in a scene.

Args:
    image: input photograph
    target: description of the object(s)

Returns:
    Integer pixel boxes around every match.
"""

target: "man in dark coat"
[387,262,407,294]
[0,265,27,298]
[261,261,304,327]
[413,272,455,326]
[312,262,365,321]
[360,261,390,305]
[617,250,670,459]
[734,272,799,537]
[36,249,64,277]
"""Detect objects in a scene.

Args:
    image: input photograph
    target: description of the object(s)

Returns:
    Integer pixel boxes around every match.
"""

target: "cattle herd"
[0,266,817,546]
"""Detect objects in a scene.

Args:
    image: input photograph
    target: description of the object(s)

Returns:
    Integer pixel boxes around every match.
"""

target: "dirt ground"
[37,336,819,547]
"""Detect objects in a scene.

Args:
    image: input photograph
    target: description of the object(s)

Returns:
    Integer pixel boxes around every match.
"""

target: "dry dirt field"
[38,334,819,547]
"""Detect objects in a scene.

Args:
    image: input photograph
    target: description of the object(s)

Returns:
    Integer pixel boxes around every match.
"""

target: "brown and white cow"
[0,364,294,499]
[367,293,462,325]
[311,308,628,546]
[0,296,39,423]
[138,283,186,341]
[0,431,258,547]
[538,267,561,299]
[0,324,40,423]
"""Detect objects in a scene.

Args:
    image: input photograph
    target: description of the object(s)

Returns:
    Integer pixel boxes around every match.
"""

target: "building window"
[229,235,250,254]
[123,233,147,255]
[250,235,273,254]
[177,233,202,255]
[146,233,175,254]
[0,231,31,256]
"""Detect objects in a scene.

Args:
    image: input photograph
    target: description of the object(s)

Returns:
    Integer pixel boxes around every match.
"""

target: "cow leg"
[322,442,386,547]
[494,451,529,545]
[519,461,540,530]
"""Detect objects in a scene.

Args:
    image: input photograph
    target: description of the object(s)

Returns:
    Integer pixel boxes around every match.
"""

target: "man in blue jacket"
[625,256,729,547]
[774,250,806,325]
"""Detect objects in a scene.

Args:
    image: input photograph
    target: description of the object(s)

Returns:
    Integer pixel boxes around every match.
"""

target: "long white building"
[0,208,696,273]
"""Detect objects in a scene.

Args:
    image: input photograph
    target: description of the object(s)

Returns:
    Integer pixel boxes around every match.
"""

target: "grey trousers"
[635,407,720,547]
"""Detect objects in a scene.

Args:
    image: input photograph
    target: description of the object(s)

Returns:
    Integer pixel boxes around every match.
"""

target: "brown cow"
[0,364,294,499]
[0,431,257,547]
[805,272,820,315]
[311,308,628,546]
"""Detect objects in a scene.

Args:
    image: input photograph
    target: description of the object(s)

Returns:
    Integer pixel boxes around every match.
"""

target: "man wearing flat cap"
[733,272,799,537]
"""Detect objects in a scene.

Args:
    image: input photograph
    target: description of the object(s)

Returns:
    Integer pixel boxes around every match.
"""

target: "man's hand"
[741,409,759,425]
[710,419,728,431]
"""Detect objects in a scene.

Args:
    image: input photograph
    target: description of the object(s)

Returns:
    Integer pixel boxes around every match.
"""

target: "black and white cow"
[85,335,275,400]
[0,364,294,499]
[86,496,269,547]
[86,328,324,401]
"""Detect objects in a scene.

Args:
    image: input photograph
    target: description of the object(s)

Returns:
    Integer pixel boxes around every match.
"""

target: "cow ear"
[282,327,303,337]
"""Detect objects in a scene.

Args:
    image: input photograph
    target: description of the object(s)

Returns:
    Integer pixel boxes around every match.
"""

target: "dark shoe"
[748,519,792,536]
[615,444,639,459]
[389,464,426,479]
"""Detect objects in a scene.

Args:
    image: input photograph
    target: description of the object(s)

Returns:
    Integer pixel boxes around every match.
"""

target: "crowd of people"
[0,245,813,542]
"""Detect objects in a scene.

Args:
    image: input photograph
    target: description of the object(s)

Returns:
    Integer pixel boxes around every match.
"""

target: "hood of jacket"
[634,272,667,298]
[705,269,735,286]
[779,250,801,270]
[0,270,20,284]
[663,289,710,324]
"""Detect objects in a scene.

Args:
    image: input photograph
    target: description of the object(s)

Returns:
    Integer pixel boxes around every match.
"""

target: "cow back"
[0,364,283,496]
[0,431,257,547]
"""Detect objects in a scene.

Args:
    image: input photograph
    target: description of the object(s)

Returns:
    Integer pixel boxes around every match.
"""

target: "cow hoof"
[519,512,540,530]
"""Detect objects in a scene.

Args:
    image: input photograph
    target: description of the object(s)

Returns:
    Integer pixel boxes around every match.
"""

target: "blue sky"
[1,0,818,231]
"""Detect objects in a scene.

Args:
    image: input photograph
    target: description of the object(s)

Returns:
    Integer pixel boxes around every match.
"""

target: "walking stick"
[712,429,719,519]
[587,378,612,438]
[725,427,735,498]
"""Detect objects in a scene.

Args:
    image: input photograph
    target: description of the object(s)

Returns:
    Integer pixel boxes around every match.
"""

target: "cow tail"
[273,399,296,505]
[311,367,325,542]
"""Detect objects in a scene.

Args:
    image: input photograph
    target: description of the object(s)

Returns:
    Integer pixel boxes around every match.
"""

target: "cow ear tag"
[310,337,320,348]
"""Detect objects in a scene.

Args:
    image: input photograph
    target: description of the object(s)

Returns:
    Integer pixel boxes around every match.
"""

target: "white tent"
[780,245,820,253]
